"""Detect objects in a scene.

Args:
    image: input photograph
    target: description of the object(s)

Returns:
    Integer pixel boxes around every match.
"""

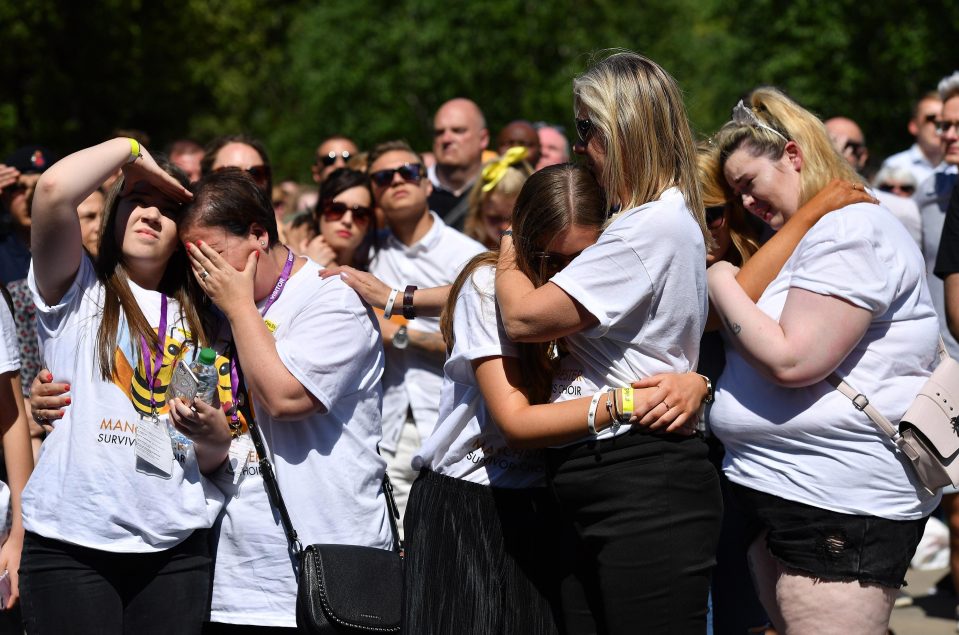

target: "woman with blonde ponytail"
[708,87,939,634]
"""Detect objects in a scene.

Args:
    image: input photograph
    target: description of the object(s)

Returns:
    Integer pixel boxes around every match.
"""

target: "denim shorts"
[728,481,929,588]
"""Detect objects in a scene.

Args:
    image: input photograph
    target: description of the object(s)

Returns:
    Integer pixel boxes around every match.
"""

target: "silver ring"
[199,270,209,280]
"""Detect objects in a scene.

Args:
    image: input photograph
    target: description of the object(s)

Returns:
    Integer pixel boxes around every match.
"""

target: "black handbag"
[244,411,403,633]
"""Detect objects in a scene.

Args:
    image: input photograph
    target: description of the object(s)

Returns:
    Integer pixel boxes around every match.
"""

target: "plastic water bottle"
[191,347,218,405]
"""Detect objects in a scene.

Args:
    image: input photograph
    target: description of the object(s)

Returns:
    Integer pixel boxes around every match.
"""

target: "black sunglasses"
[878,183,916,195]
[534,250,581,272]
[321,201,373,225]
[575,118,594,143]
[319,151,352,167]
[705,205,725,227]
[215,164,271,190]
[370,163,424,188]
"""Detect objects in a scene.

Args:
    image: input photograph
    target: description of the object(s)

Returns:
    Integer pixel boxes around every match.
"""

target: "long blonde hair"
[573,49,707,243]
[697,144,760,266]
[713,87,861,207]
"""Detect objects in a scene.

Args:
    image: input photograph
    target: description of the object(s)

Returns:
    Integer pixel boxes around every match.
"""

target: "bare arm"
[0,372,35,608]
[187,244,323,420]
[708,263,872,386]
[31,139,191,305]
[320,265,451,318]
[494,235,597,342]
[474,357,706,448]
[736,179,877,302]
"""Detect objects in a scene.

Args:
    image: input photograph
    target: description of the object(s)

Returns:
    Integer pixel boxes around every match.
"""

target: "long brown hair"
[94,160,205,380]
[440,164,607,404]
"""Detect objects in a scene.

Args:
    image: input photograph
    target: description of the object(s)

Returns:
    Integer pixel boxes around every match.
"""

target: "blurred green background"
[2,0,957,180]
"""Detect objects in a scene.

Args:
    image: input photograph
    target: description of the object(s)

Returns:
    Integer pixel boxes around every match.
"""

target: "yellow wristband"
[128,138,142,163]
[621,387,634,415]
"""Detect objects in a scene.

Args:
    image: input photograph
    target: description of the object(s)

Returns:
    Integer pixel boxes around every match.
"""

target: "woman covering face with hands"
[178,169,392,630]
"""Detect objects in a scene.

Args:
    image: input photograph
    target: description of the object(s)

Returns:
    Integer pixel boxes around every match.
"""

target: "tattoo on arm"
[724,318,742,335]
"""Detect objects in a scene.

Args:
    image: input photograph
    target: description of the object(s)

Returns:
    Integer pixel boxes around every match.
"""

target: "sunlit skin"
[313,137,359,183]
[496,122,541,167]
[705,206,732,266]
[724,144,803,230]
[535,223,601,277]
[573,109,607,190]
[114,182,182,286]
[941,96,959,166]
[914,97,944,162]
[536,126,569,170]
[320,185,371,265]
[179,224,281,302]
[212,142,265,173]
[479,191,516,248]
[369,150,432,228]
[433,99,488,171]
[171,150,203,183]
[77,190,104,256]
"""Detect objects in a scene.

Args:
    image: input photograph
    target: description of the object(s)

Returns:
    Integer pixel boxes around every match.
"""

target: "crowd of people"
[0,49,958,635]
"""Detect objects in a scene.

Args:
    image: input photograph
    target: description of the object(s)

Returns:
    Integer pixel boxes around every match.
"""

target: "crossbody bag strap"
[233,355,401,559]
[827,373,915,458]
[244,413,304,557]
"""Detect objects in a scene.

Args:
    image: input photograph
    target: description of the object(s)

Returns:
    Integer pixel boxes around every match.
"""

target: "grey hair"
[938,71,959,102]
[872,166,918,189]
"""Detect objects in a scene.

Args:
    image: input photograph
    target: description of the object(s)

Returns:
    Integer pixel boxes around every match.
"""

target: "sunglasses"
[878,183,916,195]
[322,201,373,225]
[842,140,866,159]
[705,205,725,228]
[369,163,424,188]
[534,249,581,273]
[936,120,959,135]
[923,113,939,125]
[575,118,594,143]
[215,164,271,190]
[319,150,352,167]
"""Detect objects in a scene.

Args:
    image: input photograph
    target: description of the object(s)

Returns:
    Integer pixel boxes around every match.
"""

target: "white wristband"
[384,288,400,319]
[587,385,608,436]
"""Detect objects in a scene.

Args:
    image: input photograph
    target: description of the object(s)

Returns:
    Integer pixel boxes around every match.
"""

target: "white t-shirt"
[25,256,224,552]
[548,187,708,442]
[413,265,546,488]
[208,258,392,628]
[369,212,485,451]
[0,298,18,374]
[710,203,942,520]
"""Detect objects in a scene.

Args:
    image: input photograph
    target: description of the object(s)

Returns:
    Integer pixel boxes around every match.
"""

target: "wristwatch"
[393,325,409,350]
[699,374,714,404]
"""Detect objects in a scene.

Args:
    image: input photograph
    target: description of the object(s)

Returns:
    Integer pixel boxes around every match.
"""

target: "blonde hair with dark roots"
[697,143,760,266]
[713,87,861,207]
[440,164,606,405]
[573,49,708,243]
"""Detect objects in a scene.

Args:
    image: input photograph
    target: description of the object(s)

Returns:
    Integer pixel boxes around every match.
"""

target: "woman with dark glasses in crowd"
[302,168,378,269]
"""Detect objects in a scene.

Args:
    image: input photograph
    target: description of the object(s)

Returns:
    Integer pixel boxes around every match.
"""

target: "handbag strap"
[824,335,950,461]
[241,398,402,557]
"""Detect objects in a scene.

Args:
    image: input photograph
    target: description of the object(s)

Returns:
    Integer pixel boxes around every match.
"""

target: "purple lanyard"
[229,248,295,422]
[138,294,168,416]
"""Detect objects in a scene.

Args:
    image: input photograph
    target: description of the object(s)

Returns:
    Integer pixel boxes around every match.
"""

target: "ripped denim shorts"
[728,481,929,588]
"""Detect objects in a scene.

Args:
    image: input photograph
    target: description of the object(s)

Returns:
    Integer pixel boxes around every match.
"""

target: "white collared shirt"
[881,143,941,186]
[370,212,485,451]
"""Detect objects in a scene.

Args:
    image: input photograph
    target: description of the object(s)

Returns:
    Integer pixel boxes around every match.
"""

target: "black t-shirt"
[934,184,959,279]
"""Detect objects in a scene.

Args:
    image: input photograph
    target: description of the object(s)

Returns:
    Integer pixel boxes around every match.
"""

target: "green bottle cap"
[198,347,217,365]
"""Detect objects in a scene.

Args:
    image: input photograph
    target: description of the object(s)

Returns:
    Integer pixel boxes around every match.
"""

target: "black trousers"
[546,431,723,635]
[19,530,211,635]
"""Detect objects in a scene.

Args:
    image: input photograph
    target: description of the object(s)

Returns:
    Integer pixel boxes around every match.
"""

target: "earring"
[260,241,266,247]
